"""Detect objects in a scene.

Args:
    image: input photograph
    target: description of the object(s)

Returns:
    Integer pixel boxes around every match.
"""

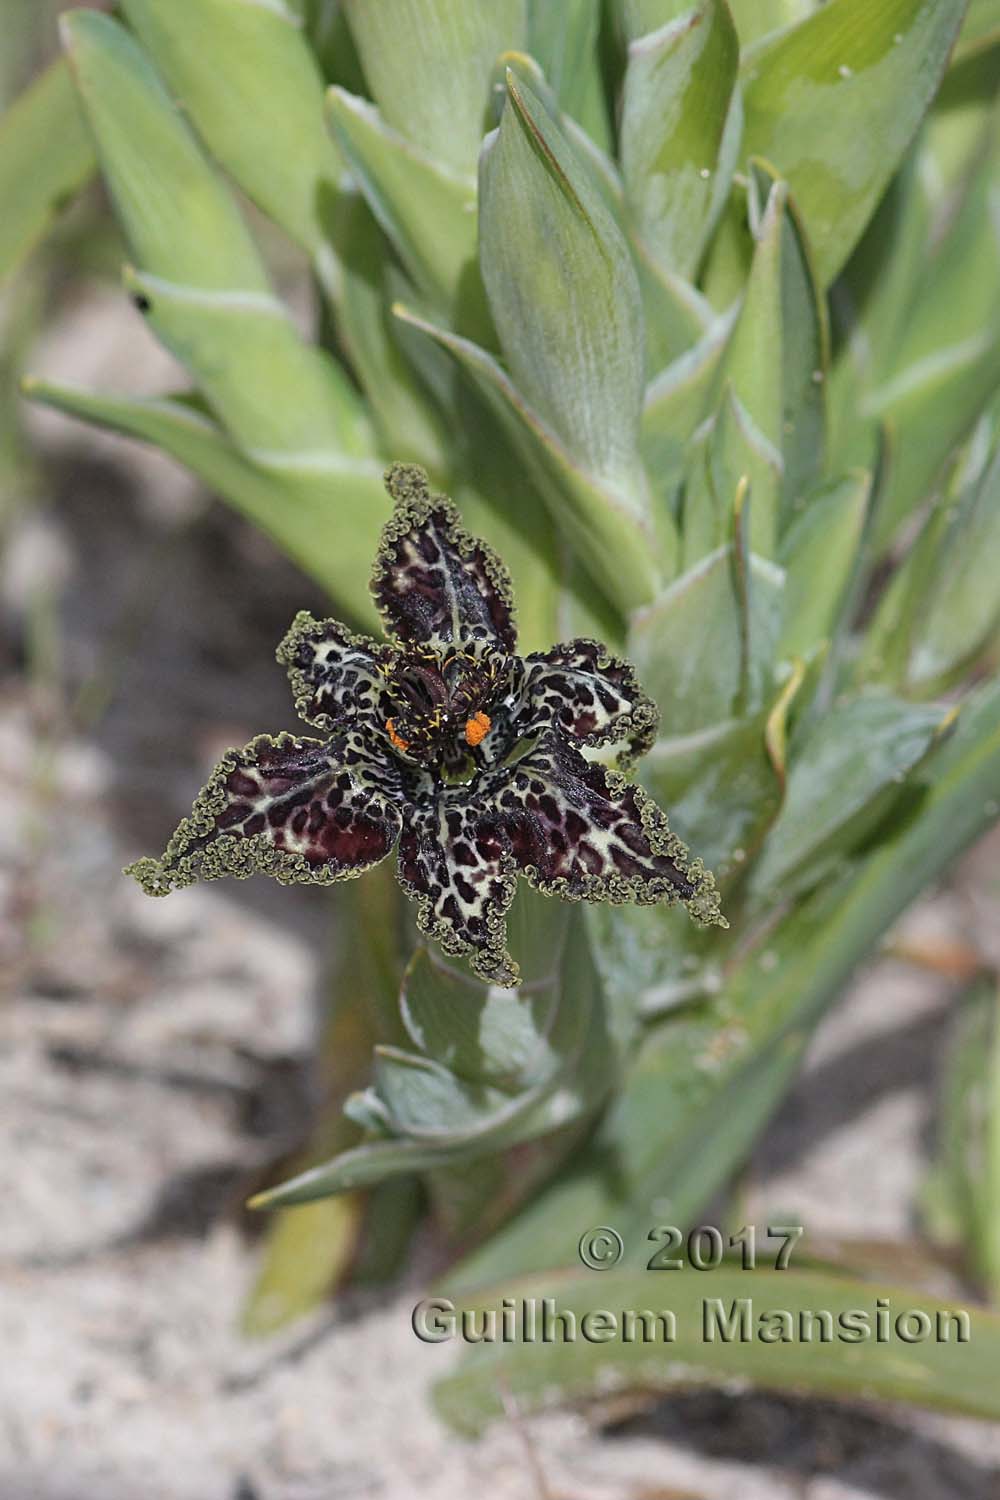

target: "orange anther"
[465,711,491,747]
[386,717,410,752]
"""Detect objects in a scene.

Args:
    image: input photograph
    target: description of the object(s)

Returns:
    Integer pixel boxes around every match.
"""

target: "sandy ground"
[3,283,1000,1500]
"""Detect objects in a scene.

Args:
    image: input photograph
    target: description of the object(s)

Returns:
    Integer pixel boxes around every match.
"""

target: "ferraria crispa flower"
[127,464,723,984]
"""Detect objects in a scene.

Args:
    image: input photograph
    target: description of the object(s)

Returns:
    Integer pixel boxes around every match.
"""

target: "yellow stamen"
[465,711,491,747]
[386,717,409,752]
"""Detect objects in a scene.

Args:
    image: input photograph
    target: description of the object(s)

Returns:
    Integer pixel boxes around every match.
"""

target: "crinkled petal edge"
[125,732,399,896]
[275,608,387,732]
[372,463,517,644]
[516,770,727,925]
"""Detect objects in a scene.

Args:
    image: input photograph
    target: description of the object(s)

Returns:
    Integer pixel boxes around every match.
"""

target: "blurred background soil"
[3,245,1000,1500]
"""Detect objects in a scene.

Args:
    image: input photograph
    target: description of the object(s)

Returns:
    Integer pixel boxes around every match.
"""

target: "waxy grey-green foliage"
[6,0,1000,1423]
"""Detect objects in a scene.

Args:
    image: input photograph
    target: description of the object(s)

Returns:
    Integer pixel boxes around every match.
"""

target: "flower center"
[382,646,505,773]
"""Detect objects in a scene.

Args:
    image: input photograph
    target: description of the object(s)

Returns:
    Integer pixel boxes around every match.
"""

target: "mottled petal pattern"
[277,611,389,733]
[126,732,402,894]
[396,796,519,986]
[481,733,720,920]
[128,464,724,987]
[371,463,516,652]
[522,638,659,763]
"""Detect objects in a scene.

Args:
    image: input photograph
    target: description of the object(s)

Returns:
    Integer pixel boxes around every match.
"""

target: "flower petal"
[276,610,389,732]
[126,732,402,895]
[522,637,659,763]
[483,733,724,922]
[372,463,516,652]
[395,796,519,987]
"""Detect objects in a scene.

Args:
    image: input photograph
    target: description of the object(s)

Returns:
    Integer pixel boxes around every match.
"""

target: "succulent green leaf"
[119,0,345,271]
[620,2,741,282]
[641,308,735,500]
[907,444,1000,690]
[326,86,481,323]
[923,976,1000,1301]
[753,161,829,514]
[623,0,697,37]
[241,1194,364,1335]
[0,59,95,285]
[445,680,1000,1291]
[393,305,661,612]
[22,378,384,626]
[682,384,784,568]
[863,124,1000,542]
[714,182,785,554]
[953,0,1000,58]
[251,902,610,1205]
[62,11,265,291]
[479,73,648,507]
[124,264,373,465]
[374,1046,518,1137]
[778,471,870,658]
[727,0,810,45]
[742,0,971,286]
[435,1266,1000,1433]
[827,154,932,471]
[400,893,575,1088]
[643,709,783,880]
[62,11,371,463]
[638,253,718,377]
[748,694,950,900]
[334,193,450,470]
[629,542,784,734]
[526,0,612,151]
[342,0,526,176]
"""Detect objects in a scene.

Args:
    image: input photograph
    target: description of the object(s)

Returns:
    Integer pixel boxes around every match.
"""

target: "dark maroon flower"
[127,465,723,985]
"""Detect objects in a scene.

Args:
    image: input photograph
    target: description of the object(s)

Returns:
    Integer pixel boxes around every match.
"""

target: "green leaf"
[326,87,481,323]
[393,305,662,613]
[479,73,647,505]
[742,0,970,285]
[643,708,783,881]
[241,1194,365,1336]
[253,900,613,1206]
[333,192,450,470]
[62,11,371,463]
[923,976,1000,1300]
[526,0,612,151]
[434,1267,1000,1433]
[778,471,870,658]
[629,543,784,734]
[444,679,1000,1292]
[862,121,1000,543]
[119,0,345,268]
[714,169,829,552]
[22,379,384,626]
[342,0,526,176]
[748,694,949,901]
[727,0,811,46]
[953,0,1000,59]
[681,384,784,568]
[620,1,741,281]
[373,1047,518,1137]
[623,0,699,37]
[0,59,96,285]
[637,248,717,374]
[63,11,264,291]
[907,444,1000,690]
[400,893,574,1088]
[640,309,735,514]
